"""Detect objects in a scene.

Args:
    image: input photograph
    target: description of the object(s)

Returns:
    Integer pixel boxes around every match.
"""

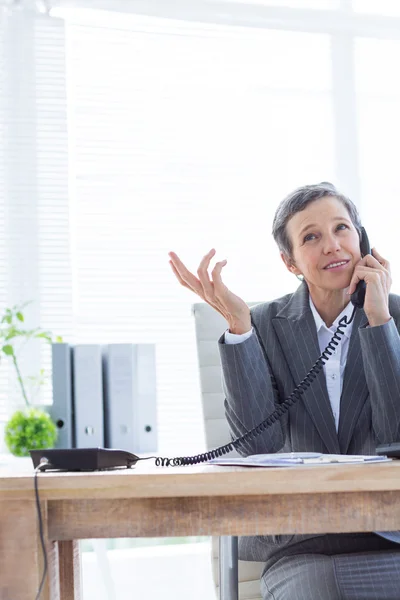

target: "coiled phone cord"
[155,304,357,466]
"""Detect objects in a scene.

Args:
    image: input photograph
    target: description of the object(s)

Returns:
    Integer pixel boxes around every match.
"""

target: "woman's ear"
[280,252,302,276]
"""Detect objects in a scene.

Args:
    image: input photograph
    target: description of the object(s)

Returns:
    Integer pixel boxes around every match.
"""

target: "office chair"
[192,302,264,600]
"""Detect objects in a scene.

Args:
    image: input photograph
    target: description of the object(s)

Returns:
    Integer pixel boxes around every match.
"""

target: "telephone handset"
[156,227,372,466]
[350,227,371,309]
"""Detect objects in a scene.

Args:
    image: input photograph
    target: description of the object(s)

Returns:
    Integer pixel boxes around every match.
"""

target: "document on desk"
[208,452,392,467]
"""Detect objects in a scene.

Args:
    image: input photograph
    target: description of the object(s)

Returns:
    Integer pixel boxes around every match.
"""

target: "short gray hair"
[272,182,362,261]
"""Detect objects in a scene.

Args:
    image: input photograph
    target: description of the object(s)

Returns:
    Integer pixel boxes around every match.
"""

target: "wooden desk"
[2,459,400,600]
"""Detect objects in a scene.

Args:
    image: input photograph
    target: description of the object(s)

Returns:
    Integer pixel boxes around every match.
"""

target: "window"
[219,0,339,7]
[352,0,400,17]
[65,10,334,454]
[0,12,71,424]
[355,37,400,292]
[1,2,399,453]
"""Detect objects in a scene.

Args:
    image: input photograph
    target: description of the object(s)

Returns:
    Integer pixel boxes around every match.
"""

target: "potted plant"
[1,302,63,456]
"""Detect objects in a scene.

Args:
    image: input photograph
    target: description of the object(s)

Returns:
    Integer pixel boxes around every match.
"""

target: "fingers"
[168,251,204,296]
[361,248,389,271]
[198,252,229,304]
[348,264,391,295]
[197,249,216,299]
[347,268,378,296]
[211,259,227,288]
[169,249,227,303]
[371,247,390,271]
[168,260,191,291]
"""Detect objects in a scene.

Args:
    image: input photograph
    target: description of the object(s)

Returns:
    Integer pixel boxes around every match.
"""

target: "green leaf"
[35,332,53,342]
[5,334,17,341]
[55,335,63,343]
[16,312,24,322]
[2,344,14,356]
[5,327,20,341]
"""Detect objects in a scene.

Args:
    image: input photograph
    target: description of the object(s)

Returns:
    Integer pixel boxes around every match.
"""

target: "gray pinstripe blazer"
[219,281,400,561]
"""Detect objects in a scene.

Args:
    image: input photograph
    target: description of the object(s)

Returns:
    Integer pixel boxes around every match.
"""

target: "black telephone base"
[30,447,139,471]
[376,443,400,458]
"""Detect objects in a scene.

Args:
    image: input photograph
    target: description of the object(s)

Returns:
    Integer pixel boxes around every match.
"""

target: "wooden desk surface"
[2,457,400,501]
[3,458,400,600]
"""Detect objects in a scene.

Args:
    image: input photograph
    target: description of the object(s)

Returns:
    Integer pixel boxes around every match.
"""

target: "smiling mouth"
[324,260,350,270]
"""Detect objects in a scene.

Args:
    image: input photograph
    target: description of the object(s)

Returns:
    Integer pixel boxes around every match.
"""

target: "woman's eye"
[336,223,348,231]
[304,233,316,242]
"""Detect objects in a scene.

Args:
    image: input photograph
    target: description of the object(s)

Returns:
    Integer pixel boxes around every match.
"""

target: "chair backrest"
[192,302,259,451]
[192,302,264,600]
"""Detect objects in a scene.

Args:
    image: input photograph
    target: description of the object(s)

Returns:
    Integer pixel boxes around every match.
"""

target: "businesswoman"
[169,182,400,600]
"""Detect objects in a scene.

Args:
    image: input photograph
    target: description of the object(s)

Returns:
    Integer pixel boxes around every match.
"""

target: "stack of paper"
[208,452,391,467]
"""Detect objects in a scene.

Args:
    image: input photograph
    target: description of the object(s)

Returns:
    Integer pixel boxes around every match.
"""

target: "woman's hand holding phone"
[347,248,392,327]
[168,249,251,334]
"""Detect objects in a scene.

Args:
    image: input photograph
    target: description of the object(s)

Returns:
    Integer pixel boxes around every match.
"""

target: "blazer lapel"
[272,282,340,454]
[338,307,369,453]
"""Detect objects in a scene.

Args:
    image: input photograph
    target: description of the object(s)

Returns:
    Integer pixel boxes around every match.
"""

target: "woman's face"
[283,196,361,292]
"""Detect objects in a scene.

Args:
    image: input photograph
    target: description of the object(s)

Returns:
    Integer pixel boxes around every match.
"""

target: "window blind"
[0,10,71,422]
[355,37,400,293]
[0,7,336,455]
[1,2,399,459]
[64,10,334,454]
[0,13,7,422]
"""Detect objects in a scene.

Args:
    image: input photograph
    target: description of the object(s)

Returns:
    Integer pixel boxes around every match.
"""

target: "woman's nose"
[323,235,341,253]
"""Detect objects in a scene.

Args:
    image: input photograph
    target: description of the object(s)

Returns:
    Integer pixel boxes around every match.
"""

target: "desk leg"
[0,498,59,600]
[58,540,81,600]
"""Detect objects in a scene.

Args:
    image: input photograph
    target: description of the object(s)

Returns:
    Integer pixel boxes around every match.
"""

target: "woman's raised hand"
[347,247,392,327]
[168,249,251,334]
